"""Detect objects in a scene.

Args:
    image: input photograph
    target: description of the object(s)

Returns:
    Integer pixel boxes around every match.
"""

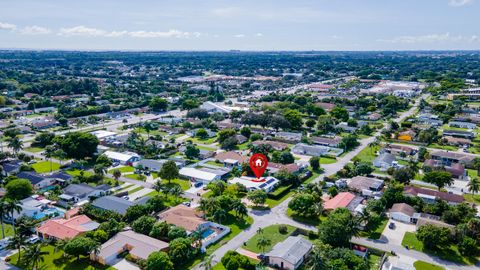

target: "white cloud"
[234,34,245,38]
[377,33,479,44]
[58,26,109,37]
[448,0,474,6]
[21,25,51,35]
[255,33,263,37]
[128,30,197,38]
[0,22,16,31]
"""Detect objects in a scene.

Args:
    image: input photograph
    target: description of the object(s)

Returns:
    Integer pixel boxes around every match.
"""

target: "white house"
[229,176,279,193]
[266,236,312,270]
[179,167,220,184]
[104,151,140,166]
[389,203,416,223]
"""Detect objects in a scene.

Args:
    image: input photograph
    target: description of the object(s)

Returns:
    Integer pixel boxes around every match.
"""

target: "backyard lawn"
[9,245,115,270]
[66,169,93,177]
[32,161,61,173]
[244,224,296,254]
[402,232,477,265]
[354,145,379,163]
[190,137,217,144]
[25,147,43,153]
[413,261,445,270]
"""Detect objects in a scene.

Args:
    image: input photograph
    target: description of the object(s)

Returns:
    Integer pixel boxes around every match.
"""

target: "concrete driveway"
[111,258,140,270]
[381,218,416,246]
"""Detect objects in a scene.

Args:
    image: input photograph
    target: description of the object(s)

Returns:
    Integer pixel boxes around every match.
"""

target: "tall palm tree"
[256,236,271,254]
[44,145,56,173]
[5,199,22,234]
[168,185,182,198]
[368,140,379,154]
[0,200,7,239]
[25,243,49,270]
[232,201,248,219]
[190,230,203,248]
[6,136,23,157]
[313,202,324,216]
[200,254,215,270]
[213,209,227,223]
[468,177,480,196]
[256,227,264,235]
[7,232,28,265]
[112,169,122,185]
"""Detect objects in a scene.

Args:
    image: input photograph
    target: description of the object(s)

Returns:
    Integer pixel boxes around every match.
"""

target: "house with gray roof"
[59,183,110,206]
[91,195,150,215]
[266,236,313,270]
[449,121,477,129]
[373,153,397,171]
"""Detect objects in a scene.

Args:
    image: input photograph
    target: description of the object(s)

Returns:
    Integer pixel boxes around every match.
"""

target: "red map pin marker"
[249,153,268,180]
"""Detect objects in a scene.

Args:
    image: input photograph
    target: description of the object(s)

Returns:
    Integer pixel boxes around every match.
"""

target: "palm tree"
[112,169,122,185]
[213,209,227,223]
[25,243,49,270]
[54,238,69,258]
[7,232,28,265]
[6,136,23,157]
[256,227,264,235]
[368,140,379,154]
[44,145,56,173]
[153,179,165,196]
[54,149,67,166]
[0,200,7,239]
[190,230,203,248]
[5,199,21,234]
[168,185,182,198]
[313,201,324,216]
[232,201,248,219]
[307,247,326,270]
[93,164,106,176]
[467,177,480,196]
[256,236,271,254]
[200,254,215,270]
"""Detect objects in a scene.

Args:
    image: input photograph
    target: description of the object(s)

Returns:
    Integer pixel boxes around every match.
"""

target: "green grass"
[428,143,458,151]
[212,257,259,270]
[190,137,217,144]
[359,217,388,240]
[464,193,480,204]
[287,208,322,226]
[320,156,337,164]
[108,166,134,174]
[0,223,14,239]
[25,147,44,153]
[9,244,115,270]
[66,169,93,177]
[237,142,250,150]
[123,174,146,181]
[205,161,223,167]
[32,161,61,173]
[197,145,216,151]
[369,254,382,270]
[402,232,477,265]
[354,145,379,163]
[128,186,144,194]
[162,178,191,191]
[413,261,445,270]
[244,224,296,253]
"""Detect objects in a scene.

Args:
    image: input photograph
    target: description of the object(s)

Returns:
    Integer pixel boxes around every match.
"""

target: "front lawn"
[464,193,480,204]
[0,223,14,239]
[162,178,191,190]
[32,161,61,173]
[413,261,445,270]
[359,217,388,240]
[9,244,115,270]
[123,173,146,181]
[128,186,144,194]
[354,145,379,163]
[190,137,217,144]
[287,208,322,226]
[244,224,296,254]
[66,169,93,177]
[108,166,134,174]
[320,156,337,164]
[402,232,477,265]
[25,147,44,153]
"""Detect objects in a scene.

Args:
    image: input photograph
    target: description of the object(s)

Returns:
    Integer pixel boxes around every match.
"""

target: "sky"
[0,0,479,51]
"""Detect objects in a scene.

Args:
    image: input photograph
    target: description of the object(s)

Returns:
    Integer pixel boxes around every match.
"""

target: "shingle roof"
[157,205,206,232]
[266,236,312,265]
[389,203,415,217]
[17,171,45,185]
[91,195,137,215]
[403,186,464,203]
[324,192,356,210]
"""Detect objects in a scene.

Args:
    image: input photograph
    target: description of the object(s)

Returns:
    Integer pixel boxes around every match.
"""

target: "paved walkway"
[128,187,154,201]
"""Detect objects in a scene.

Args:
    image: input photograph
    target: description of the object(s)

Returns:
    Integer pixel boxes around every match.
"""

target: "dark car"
[389,222,395,229]
[194,182,203,188]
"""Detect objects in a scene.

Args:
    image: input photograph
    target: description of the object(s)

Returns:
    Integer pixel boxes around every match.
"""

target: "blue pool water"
[201,228,215,239]
[33,208,65,220]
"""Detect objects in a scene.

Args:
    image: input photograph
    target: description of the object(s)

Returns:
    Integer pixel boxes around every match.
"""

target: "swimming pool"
[201,228,215,239]
[33,208,65,220]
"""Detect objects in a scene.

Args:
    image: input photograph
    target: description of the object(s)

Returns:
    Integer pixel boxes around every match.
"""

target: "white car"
[27,235,40,244]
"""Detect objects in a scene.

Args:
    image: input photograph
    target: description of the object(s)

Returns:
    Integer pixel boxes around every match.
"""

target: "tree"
[221,136,238,150]
[6,136,23,156]
[217,129,237,143]
[112,169,121,184]
[54,132,99,159]
[240,127,251,139]
[196,128,209,139]
[24,243,49,270]
[184,144,200,159]
[168,226,187,240]
[331,106,349,121]
[340,135,359,151]
[168,185,183,198]
[5,179,33,200]
[458,236,479,257]
[169,237,197,266]
[132,216,156,235]
[318,208,356,247]
[64,237,98,261]
[310,156,320,171]
[200,254,215,270]
[7,232,28,265]
[256,235,271,253]
[416,224,451,250]
[124,204,149,223]
[207,180,227,196]
[186,108,209,119]
[153,180,165,195]
[306,118,316,128]
[32,132,55,148]
[283,109,303,129]
[147,251,174,270]
[96,154,112,167]
[423,171,453,190]
[247,189,267,207]
[288,193,318,218]
[158,160,179,185]
[150,221,170,240]
[0,200,7,239]
[317,115,334,134]
[467,177,480,196]
[149,97,168,112]
[392,167,415,184]
[307,246,326,270]
[354,162,373,176]
[232,200,248,218]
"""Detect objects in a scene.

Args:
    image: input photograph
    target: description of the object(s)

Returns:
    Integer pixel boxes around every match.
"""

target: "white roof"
[91,130,117,139]
[104,151,138,162]
[229,176,279,191]
[179,167,217,181]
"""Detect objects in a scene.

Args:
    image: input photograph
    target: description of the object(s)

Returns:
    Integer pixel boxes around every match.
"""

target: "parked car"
[389,222,395,229]
[194,182,203,188]
[27,235,40,244]
[182,202,191,207]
